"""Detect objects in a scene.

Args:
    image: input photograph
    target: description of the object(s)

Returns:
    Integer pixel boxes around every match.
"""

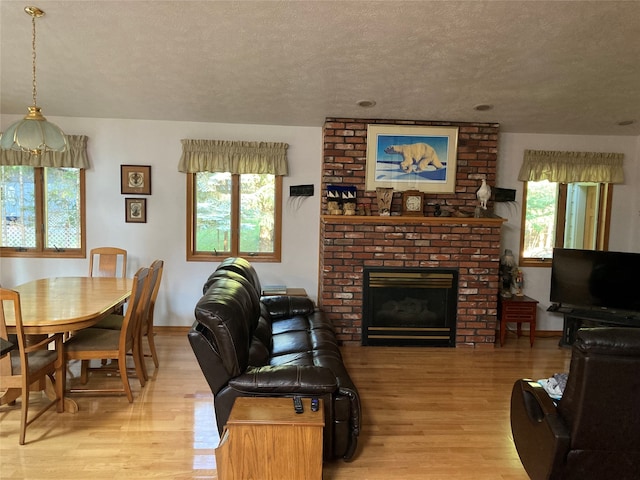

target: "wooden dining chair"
[0,288,64,445]
[92,260,164,379]
[142,259,164,369]
[89,247,127,278]
[64,267,150,402]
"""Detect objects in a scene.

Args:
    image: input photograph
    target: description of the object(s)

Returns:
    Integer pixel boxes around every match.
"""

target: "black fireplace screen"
[362,267,458,347]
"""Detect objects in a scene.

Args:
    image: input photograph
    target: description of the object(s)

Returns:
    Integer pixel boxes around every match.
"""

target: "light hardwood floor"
[1,332,571,479]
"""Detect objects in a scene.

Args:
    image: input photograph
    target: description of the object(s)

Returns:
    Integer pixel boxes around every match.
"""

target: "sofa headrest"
[575,327,640,356]
[203,269,260,318]
[216,257,262,297]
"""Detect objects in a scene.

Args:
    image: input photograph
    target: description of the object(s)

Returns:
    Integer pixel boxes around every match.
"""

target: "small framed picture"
[125,198,147,223]
[401,190,424,216]
[121,165,151,195]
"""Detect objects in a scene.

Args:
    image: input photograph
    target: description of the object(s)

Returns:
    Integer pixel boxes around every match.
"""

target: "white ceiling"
[1,0,639,136]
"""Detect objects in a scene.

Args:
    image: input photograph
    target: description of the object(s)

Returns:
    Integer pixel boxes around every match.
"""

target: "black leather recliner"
[510,327,640,479]
[188,257,361,461]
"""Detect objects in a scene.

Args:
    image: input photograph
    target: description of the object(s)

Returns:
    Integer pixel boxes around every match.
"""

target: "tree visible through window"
[0,165,85,257]
[180,139,287,262]
[520,180,612,266]
[188,172,281,262]
[522,181,558,259]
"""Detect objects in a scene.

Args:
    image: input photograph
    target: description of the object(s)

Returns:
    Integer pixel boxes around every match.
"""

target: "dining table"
[1,276,133,412]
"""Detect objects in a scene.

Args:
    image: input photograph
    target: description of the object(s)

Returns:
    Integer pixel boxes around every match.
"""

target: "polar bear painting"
[384,143,444,173]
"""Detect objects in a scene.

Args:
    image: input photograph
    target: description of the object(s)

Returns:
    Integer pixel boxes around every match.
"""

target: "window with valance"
[518,149,624,266]
[0,134,88,258]
[180,139,289,262]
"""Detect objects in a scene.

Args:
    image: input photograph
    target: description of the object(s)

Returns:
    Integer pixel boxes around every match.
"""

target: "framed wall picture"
[121,165,151,195]
[125,198,147,223]
[365,124,459,193]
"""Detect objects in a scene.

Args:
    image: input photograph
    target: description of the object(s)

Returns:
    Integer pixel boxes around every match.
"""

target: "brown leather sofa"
[188,257,361,461]
[510,327,640,480]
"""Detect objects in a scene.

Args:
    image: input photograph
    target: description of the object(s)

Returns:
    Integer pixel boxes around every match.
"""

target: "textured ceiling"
[1,0,639,135]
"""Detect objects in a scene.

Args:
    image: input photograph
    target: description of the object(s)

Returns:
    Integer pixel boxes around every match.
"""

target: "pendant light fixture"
[0,6,67,155]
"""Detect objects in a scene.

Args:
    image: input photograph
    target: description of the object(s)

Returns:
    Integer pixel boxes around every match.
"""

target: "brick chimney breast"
[319,118,502,347]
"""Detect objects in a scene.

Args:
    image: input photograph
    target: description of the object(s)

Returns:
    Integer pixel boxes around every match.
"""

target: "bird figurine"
[476,178,491,210]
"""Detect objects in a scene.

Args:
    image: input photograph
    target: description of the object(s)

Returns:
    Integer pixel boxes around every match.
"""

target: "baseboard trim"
[536,330,563,338]
[156,326,191,336]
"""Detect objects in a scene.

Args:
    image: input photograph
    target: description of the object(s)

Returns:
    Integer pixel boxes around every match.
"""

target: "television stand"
[560,308,640,346]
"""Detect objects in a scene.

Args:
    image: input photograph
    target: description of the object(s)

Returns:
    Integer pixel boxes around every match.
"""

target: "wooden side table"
[261,287,307,296]
[285,287,307,296]
[499,295,539,347]
[215,396,324,480]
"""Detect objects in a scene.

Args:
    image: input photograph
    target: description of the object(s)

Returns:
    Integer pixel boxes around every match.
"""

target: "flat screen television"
[550,248,640,313]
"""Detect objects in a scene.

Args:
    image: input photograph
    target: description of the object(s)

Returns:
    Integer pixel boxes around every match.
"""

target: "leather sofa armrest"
[510,379,571,480]
[188,322,232,395]
[260,295,315,319]
[337,386,362,460]
[228,365,337,394]
[519,379,560,418]
[338,386,361,433]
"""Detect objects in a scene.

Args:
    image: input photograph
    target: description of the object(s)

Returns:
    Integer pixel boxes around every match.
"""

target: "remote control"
[293,396,304,414]
[311,398,319,412]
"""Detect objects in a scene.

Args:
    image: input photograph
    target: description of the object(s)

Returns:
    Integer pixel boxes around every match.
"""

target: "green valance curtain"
[517,149,624,183]
[178,139,289,175]
[0,134,89,169]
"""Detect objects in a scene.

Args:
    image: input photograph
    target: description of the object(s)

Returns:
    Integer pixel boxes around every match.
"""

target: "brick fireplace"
[318,118,503,348]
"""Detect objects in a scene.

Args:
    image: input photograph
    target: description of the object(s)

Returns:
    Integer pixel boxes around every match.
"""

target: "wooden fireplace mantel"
[321,214,507,226]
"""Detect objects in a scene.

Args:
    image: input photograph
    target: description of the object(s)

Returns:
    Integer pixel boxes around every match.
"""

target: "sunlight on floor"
[193,396,220,474]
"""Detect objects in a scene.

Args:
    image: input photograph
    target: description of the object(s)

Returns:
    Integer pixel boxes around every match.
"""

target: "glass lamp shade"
[0,106,68,154]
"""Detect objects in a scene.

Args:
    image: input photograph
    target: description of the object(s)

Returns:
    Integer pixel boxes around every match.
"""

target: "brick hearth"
[318,118,503,347]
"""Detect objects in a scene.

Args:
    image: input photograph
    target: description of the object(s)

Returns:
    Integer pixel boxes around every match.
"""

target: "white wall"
[2,115,639,331]
[495,133,640,330]
[0,115,323,328]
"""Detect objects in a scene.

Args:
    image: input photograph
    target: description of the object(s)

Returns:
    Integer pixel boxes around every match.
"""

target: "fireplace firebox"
[362,267,458,347]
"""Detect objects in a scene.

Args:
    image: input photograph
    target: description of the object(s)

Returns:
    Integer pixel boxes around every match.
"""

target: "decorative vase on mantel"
[376,187,393,216]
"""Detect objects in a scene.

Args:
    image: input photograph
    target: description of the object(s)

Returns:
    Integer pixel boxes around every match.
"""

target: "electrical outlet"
[290,184,314,197]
